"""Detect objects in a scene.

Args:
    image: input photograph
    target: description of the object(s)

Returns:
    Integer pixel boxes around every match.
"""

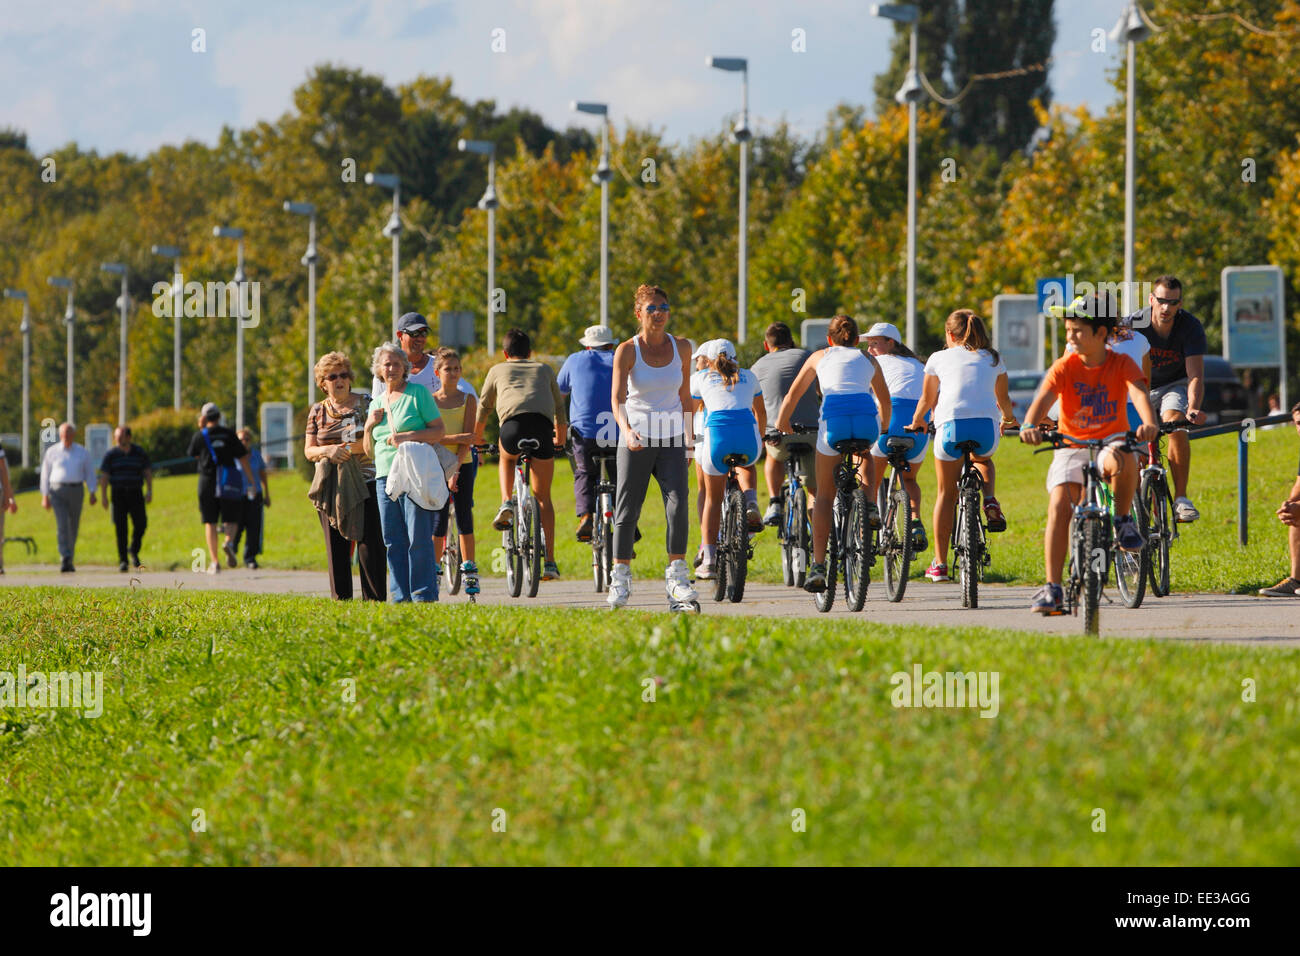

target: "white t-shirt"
[691,368,761,414]
[923,347,1007,423]
[816,346,873,395]
[372,356,476,400]
[874,353,925,402]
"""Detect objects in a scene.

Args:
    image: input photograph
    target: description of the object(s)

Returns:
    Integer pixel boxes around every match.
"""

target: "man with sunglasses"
[372,312,477,402]
[1129,275,1206,523]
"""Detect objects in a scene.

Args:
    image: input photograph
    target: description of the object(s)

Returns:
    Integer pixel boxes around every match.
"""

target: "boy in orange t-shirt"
[1019,292,1159,615]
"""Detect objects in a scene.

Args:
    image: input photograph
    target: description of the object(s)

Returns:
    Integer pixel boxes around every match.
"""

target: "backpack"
[201,428,244,500]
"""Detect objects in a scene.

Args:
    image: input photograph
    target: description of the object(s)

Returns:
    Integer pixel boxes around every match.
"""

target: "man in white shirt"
[40,422,98,572]
[371,311,478,400]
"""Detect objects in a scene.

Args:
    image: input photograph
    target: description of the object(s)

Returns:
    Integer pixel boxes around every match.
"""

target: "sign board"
[800,319,832,351]
[993,295,1045,372]
[1222,265,1288,409]
[260,402,294,469]
[438,311,476,350]
[84,424,112,468]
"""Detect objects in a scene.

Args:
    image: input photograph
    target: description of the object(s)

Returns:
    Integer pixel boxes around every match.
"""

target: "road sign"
[993,295,1044,372]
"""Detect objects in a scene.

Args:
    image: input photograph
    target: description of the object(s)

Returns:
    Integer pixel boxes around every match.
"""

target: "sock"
[703,544,717,563]
[744,489,758,509]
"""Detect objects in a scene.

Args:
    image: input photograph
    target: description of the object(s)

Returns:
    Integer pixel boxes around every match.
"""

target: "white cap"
[860,322,902,344]
[700,339,736,361]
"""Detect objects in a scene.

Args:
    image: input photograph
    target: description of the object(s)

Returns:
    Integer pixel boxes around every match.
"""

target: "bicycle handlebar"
[1030,430,1140,455]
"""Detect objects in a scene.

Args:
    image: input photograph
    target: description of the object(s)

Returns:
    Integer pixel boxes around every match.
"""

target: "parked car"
[1200,356,1249,425]
[1006,370,1044,424]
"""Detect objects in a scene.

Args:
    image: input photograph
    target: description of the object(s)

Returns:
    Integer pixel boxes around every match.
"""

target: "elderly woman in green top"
[364,341,445,602]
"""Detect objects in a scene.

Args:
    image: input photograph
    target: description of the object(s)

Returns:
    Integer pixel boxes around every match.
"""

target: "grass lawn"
[1,587,1296,865]
[5,426,1296,593]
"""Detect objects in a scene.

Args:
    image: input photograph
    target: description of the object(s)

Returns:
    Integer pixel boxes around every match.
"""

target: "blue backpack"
[201,428,244,500]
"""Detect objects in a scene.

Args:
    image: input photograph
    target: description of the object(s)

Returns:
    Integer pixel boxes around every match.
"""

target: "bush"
[10,466,39,492]
[130,407,200,474]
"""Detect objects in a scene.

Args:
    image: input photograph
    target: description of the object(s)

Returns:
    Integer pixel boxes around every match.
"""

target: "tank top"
[626,336,684,440]
[816,345,873,395]
[436,394,467,436]
[874,353,925,402]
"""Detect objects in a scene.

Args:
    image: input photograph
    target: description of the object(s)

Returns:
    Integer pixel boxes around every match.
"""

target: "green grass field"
[5,426,1296,593]
[1,587,1296,865]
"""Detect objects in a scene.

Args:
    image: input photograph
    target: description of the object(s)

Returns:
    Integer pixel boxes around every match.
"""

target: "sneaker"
[924,560,949,582]
[60,561,74,574]
[696,562,716,580]
[763,500,782,527]
[983,497,1007,533]
[492,503,514,531]
[746,504,763,532]
[910,520,928,553]
[245,559,260,569]
[576,513,593,542]
[223,539,238,568]
[1030,582,1065,615]
[1114,515,1145,553]
[607,565,631,608]
[865,502,881,530]
[1174,496,1200,523]
[119,560,129,572]
[542,561,560,581]
[1259,577,1300,597]
[804,563,827,593]
[693,549,704,569]
[462,561,481,595]
[129,549,142,568]
[206,563,220,575]
[665,559,698,605]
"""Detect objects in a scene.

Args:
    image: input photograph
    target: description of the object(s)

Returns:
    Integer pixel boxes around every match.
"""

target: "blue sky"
[4,0,1127,156]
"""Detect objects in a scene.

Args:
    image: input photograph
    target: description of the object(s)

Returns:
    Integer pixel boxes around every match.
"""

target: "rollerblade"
[462,561,480,602]
[665,559,701,613]
[608,563,631,609]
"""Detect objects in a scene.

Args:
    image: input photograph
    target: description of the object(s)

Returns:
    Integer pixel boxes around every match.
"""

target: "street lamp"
[47,277,75,423]
[211,226,248,430]
[458,139,499,353]
[570,101,613,331]
[100,262,130,426]
[283,201,319,408]
[1112,0,1151,316]
[150,244,183,409]
[707,56,752,345]
[3,289,31,467]
[364,172,402,337]
[872,3,922,350]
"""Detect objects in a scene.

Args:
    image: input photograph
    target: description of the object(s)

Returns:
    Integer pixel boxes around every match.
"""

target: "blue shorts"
[817,393,881,457]
[701,408,760,477]
[1126,403,1140,432]
[871,397,929,463]
[934,417,1000,462]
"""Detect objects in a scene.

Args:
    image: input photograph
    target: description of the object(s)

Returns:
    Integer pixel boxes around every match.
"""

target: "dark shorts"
[199,488,242,524]
[499,413,555,458]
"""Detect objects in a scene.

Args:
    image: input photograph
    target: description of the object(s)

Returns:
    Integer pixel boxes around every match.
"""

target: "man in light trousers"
[40,422,98,572]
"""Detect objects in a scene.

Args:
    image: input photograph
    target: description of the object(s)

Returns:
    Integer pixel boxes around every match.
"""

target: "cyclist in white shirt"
[909,309,1018,583]
[691,339,765,580]
[861,322,930,553]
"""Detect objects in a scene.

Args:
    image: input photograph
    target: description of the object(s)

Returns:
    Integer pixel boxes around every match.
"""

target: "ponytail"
[711,354,740,388]
[945,309,1000,366]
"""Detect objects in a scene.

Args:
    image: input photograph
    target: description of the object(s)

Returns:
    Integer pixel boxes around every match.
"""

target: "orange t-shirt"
[1043,351,1142,441]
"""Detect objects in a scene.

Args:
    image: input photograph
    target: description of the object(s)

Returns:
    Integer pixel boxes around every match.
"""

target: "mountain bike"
[1137,420,1185,598]
[765,424,816,588]
[813,437,875,614]
[948,437,993,609]
[712,452,755,603]
[590,446,617,593]
[876,435,917,603]
[503,437,547,599]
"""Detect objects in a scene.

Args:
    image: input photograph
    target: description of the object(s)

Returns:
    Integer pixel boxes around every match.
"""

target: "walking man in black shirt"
[98,425,153,571]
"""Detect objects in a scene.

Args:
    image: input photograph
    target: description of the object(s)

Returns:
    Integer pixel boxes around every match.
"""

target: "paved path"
[3,564,1296,646]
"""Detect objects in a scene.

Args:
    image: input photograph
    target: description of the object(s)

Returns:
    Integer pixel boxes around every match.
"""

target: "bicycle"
[764,424,816,589]
[502,437,552,599]
[589,445,617,593]
[712,452,756,604]
[442,500,463,596]
[1035,431,1142,635]
[876,435,918,603]
[1137,420,1185,598]
[811,437,875,614]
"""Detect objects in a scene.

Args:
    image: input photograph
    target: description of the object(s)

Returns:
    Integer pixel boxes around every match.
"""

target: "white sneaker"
[696,562,715,580]
[665,559,698,606]
[762,501,782,527]
[607,565,631,609]
[1174,496,1200,523]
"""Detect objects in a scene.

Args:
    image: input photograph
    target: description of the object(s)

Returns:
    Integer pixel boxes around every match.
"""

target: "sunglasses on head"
[1154,295,1181,306]
[326,371,352,381]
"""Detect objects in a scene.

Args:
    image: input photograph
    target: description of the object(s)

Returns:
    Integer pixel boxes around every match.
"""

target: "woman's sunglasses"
[326,371,353,382]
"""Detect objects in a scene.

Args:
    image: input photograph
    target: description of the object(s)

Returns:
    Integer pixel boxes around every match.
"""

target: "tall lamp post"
[150,244,183,409]
[100,262,130,426]
[211,226,247,430]
[458,139,500,353]
[1112,1,1150,316]
[47,277,76,423]
[364,173,402,337]
[872,3,922,350]
[284,201,319,407]
[570,101,612,330]
[706,56,752,344]
[3,288,30,467]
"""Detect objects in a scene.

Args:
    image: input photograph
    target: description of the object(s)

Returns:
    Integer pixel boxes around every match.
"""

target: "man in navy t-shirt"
[1128,274,1207,523]
[558,325,618,541]
[98,425,153,571]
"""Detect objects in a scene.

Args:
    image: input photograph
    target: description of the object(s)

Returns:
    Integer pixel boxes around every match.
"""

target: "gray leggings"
[615,442,689,560]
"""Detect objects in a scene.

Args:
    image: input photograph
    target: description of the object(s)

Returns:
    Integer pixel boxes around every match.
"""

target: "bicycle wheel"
[779,500,794,587]
[522,497,543,598]
[958,491,980,609]
[1142,472,1172,597]
[1114,495,1148,609]
[504,516,523,598]
[592,518,606,592]
[791,486,809,589]
[712,503,729,603]
[443,507,462,595]
[815,499,841,613]
[1082,517,1104,635]
[844,488,870,612]
[725,486,748,603]
[883,476,912,603]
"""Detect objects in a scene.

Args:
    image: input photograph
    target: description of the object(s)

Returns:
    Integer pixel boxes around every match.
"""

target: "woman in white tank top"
[609,284,699,611]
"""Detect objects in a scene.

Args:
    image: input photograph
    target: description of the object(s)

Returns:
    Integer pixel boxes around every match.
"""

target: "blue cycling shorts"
[817,392,881,457]
[701,408,760,477]
[871,397,929,463]
[934,417,1000,462]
